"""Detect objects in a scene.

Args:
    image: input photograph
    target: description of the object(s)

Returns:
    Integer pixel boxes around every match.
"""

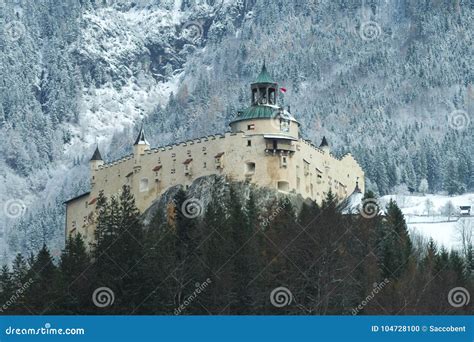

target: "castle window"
[277,181,289,192]
[247,124,255,130]
[303,160,310,176]
[171,153,176,158]
[245,162,256,174]
[183,159,193,176]
[126,171,133,184]
[280,119,290,133]
[269,88,276,105]
[139,178,149,192]
[171,168,176,174]
[215,152,224,169]
[247,140,252,147]
[280,155,287,168]
[202,147,206,151]
[203,162,207,168]
[259,87,267,104]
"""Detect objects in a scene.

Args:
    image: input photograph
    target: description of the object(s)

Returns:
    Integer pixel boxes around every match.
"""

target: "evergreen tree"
[172,188,204,314]
[57,234,92,314]
[25,244,59,313]
[0,265,13,312]
[379,200,412,279]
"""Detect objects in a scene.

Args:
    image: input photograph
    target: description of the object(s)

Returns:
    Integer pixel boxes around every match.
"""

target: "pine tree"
[0,265,13,313]
[200,184,232,314]
[57,234,92,314]
[227,186,259,313]
[10,253,29,287]
[379,200,412,279]
[172,188,204,314]
[25,244,59,314]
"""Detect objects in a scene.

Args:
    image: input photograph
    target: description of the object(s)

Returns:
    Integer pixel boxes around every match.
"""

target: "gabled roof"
[134,125,149,145]
[253,62,275,84]
[90,146,102,161]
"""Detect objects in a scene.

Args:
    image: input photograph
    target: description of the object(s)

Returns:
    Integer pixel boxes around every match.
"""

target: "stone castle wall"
[66,129,364,246]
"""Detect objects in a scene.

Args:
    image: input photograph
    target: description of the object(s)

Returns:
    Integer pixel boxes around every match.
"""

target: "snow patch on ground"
[381,193,474,251]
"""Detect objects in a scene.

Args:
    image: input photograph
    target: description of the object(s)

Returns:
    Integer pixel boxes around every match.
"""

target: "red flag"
[280,87,287,93]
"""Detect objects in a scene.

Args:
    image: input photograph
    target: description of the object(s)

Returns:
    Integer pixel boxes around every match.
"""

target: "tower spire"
[134,124,149,146]
[319,136,328,148]
[90,145,102,161]
[354,178,362,194]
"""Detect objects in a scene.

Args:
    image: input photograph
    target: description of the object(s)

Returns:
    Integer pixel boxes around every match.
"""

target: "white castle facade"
[65,64,365,245]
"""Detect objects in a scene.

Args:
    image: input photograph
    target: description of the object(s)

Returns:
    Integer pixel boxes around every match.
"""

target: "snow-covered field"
[380,193,474,251]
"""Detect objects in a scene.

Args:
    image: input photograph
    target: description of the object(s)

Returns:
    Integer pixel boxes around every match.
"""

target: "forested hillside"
[0,0,472,260]
[0,182,472,315]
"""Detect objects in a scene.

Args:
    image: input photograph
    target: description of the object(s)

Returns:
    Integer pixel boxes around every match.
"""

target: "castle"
[65,64,365,245]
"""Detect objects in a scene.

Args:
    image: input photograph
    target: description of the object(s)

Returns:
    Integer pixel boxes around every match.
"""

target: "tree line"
[1,184,472,315]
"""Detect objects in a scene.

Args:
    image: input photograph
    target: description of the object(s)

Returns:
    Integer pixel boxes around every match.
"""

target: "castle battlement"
[66,64,365,246]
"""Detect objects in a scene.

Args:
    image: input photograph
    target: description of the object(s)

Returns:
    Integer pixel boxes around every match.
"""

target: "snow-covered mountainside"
[0,0,473,260]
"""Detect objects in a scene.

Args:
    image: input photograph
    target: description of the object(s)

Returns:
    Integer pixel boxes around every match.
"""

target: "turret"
[353,180,362,194]
[229,62,300,139]
[89,145,103,188]
[89,146,104,171]
[319,136,330,153]
[250,61,278,106]
[133,125,150,158]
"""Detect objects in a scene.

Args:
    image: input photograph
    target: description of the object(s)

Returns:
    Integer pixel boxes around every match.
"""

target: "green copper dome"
[234,105,277,122]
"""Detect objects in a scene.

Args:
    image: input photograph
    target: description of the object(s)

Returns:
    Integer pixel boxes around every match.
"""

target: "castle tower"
[230,62,300,140]
[133,125,150,157]
[319,136,330,153]
[251,61,278,106]
[89,145,104,187]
